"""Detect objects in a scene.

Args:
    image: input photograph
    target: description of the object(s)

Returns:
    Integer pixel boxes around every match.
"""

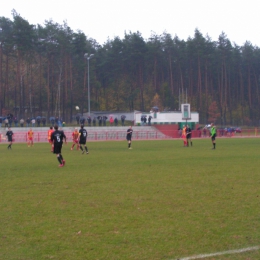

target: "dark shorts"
[186,134,191,139]
[211,134,216,141]
[53,144,62,154]
[126,136,131,141]
[79,140,86,145]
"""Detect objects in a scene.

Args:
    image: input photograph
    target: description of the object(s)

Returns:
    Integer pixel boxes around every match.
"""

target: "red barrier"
[0,130,169,143]
[0,129,259,143]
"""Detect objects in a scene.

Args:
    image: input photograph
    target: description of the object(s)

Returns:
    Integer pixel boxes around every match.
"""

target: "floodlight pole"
[84,53,94,117]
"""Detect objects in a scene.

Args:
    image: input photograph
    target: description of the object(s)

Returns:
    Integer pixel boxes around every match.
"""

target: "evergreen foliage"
[1,12,260,125]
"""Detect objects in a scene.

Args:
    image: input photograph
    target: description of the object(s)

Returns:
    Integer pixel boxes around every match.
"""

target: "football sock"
[60,154,63,161]
[57,156,62,164]
[85,146,88,152]
[128,143,130,148]
[80,146,83,151]
[214,143,216,149]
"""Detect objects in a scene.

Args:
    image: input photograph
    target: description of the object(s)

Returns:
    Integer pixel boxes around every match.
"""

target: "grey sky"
[1,0,259,46]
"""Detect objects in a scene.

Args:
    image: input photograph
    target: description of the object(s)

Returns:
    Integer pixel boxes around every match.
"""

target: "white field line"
[176,245,260,260]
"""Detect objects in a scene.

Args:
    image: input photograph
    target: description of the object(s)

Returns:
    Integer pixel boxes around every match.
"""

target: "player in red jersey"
[27,128,34,147]
[47,126,54,152]
[182,125,187,147]
[71,128,80,150]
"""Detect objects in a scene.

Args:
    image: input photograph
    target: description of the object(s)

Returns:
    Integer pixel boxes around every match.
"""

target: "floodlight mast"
[84,53,94,117]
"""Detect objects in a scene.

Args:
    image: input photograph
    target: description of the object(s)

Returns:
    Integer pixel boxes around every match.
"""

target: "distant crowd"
[0,114,129,128]
[0,114,48,128]
[75,115,127,127]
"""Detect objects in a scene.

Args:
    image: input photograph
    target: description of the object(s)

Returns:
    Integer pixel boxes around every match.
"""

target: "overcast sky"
[1,0,260,46]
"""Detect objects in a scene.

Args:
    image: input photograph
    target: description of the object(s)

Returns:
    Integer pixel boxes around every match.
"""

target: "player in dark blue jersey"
[126,126,133,149]
[78,125,89,154]
[6,127,14,149]
[51,125,67,167]
[186,125,192,147]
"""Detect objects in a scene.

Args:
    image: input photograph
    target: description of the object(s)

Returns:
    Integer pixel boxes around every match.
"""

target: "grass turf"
[0,138,260,260]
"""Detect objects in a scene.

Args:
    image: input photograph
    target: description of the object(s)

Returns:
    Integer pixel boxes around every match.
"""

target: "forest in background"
[1,10,260,125]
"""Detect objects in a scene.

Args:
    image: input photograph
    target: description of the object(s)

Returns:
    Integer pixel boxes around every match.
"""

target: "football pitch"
[0,138,260,260]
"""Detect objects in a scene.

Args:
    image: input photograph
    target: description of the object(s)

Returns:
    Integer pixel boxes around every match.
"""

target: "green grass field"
[0,138,260,260]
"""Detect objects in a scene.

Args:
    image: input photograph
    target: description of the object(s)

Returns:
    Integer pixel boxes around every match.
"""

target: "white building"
[134,104,199,128]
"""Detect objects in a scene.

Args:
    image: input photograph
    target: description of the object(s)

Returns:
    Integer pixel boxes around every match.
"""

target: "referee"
[210,123,216,149]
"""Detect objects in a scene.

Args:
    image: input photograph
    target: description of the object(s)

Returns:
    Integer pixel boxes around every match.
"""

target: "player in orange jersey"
[182,125,187,147]
[48,126,54,152]
[27,128,34,147]
[71,128,80,150]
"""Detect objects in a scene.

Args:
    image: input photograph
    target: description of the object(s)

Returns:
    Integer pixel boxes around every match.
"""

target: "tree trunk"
[69,57,73,122]
[0,45,2,114]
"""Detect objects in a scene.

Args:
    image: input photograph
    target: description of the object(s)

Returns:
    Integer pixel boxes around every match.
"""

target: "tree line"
[1,10,260,125]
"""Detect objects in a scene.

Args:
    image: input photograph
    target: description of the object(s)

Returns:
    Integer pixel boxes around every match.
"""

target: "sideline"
[176,245,260,260]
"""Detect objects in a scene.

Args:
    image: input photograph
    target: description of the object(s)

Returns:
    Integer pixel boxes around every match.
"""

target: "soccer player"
[186,125,192,147]
[48,126,54,152]
[78,124,89,154]
[126,126,133,149]
[210,123,216,149]
[6,127,14,149]
[51,125,67,167]
[71,128,80,151]
[27,128,34,147]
